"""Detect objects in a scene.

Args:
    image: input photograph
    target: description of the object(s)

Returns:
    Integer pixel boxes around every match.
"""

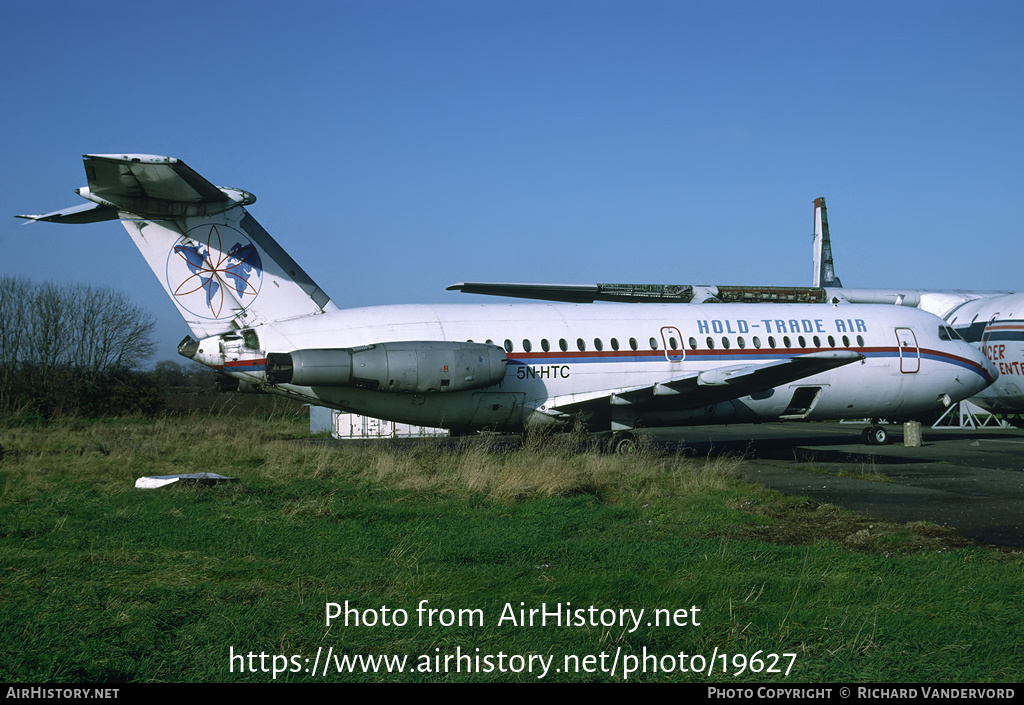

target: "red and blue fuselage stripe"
[508,347,995,383]
[221,358,268,373]
[215,348,994,385]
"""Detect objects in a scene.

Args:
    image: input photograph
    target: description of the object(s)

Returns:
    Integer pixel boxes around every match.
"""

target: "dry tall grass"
[354,431,742,502]
[1,414,744,504]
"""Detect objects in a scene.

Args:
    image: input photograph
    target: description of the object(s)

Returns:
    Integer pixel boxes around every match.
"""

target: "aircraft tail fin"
[812,197,843,288]
[17,154,337,339]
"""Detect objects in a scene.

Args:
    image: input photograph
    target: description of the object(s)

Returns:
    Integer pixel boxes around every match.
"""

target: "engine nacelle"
[265,341,507,394]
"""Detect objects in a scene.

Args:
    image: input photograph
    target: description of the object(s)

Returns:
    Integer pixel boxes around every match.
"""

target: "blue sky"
[2,1,1021,363]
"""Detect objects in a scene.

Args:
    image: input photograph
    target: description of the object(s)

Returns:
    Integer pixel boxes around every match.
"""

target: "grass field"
[2,413,1022,682]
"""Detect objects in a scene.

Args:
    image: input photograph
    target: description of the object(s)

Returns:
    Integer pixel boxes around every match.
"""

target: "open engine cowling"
[265,341,507,394]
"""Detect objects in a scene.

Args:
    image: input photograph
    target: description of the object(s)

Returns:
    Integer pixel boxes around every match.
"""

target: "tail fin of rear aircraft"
[17,154,337,339]
[812,196,843,288]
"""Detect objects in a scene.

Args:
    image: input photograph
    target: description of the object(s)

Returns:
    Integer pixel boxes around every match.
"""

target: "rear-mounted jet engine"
[266,341,507,394]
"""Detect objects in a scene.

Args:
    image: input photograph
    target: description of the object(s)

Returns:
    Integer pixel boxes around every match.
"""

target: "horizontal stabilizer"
[16,201,119,224]
[18,153,337,339]
[17,154,242,223]
[84,154,231,204]
[37,154,259,221]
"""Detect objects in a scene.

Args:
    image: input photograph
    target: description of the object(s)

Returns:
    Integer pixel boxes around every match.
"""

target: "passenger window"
[706,336,715,350]
[649,337,658,350]
[798,336,806,348]
[594,338,603,351]
[783,336,792,348]
[522,339,532,352]
[629,337,638,351]
[577,338,586,352]
[689,337,698,350]
[559,338,568,352]
[541,338,550,352]
[610,337,620,351]
[768,336,776,349]
[504,339,513,353]
[668,336,678,350]
[857,335,865,346]
[828,335,835,347]
[721,337,730,350]
[753,336,761,349]
[738,337,746,349]
[813,336,821,347]
[842,335,850,347]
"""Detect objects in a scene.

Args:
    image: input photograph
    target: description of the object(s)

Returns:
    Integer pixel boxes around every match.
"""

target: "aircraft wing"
[448,281,830,304]
[545,350,864,416]
[448,281,696,303]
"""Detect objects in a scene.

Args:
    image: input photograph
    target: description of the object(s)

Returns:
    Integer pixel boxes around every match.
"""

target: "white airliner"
[17,155,998,450]
[948,299,1024,413]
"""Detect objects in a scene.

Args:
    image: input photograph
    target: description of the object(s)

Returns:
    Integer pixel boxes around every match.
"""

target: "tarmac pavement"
[650,422,1024,547]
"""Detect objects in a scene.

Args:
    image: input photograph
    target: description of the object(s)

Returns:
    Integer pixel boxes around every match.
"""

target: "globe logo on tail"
[166,224,263,320]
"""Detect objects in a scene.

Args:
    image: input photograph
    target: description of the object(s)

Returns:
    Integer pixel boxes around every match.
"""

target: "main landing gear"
[861,424,889,446]
[597,431,639,455]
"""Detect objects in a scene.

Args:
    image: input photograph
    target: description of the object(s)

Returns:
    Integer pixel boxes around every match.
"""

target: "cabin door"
[895,327,920,373]
[660,326,685,362]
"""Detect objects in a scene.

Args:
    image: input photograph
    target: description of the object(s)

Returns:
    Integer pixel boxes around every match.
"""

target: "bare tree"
[0,276,156,414]
[0,277,32,406]
[64,283,155,372]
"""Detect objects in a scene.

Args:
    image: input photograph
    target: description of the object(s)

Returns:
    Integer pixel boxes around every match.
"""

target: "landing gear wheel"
[863,425,889,446]
[610,432,638,455]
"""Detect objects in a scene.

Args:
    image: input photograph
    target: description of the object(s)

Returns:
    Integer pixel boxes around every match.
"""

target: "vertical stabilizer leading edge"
[812,197,842,288]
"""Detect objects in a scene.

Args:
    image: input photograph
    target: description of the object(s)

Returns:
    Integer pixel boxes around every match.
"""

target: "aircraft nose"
[972,347,1000,394]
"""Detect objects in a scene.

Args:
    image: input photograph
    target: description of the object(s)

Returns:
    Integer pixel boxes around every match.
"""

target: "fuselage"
[194,301,997,432]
